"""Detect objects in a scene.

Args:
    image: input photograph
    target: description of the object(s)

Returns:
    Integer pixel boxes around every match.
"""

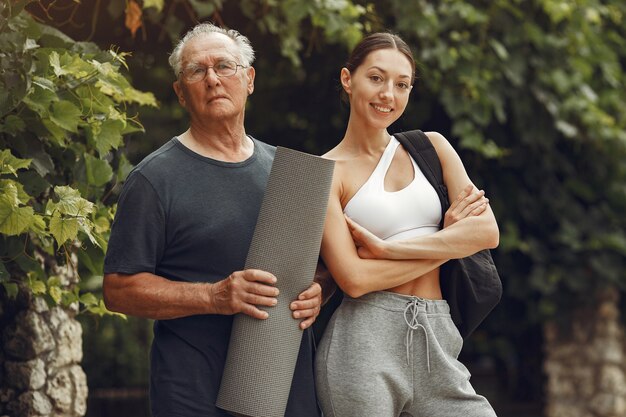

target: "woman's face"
[342,48,413,130]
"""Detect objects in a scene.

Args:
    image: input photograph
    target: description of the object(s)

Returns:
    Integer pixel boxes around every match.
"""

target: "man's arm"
[103,269,279,320]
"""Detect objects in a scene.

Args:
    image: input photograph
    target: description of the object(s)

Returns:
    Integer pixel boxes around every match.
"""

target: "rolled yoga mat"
[216,147,335,417]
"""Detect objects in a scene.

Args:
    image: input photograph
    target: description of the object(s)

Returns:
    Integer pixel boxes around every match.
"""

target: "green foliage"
[140,0,367,66]
[111,0,625,324]
[79,314,152,388]
[384,0,626,320]
[241,0,367,65]
[15,1,624,397]
[0,1,156,314]
[18,0,623,326]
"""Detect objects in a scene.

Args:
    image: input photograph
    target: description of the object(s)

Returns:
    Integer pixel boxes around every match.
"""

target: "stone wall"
[544,287,626,417]
[0,289,87,417]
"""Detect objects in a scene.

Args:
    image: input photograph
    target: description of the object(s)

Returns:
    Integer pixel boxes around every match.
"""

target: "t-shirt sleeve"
[104,171,165,275]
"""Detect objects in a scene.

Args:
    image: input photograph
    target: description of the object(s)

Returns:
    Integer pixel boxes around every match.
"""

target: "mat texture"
[216,147,335,417]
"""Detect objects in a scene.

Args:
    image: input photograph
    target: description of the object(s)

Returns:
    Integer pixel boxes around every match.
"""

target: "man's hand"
[290,282,322,330]
[444,184,489,228]
[209,269,279,319]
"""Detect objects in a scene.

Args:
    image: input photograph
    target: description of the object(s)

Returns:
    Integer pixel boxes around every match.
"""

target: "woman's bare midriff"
[387,267,443,299]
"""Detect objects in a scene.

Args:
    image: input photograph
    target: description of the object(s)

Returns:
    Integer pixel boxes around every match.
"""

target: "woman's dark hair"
[346,32,416,84]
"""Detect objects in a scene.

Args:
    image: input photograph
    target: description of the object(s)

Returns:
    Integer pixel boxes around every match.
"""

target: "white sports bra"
[343,136,442,241]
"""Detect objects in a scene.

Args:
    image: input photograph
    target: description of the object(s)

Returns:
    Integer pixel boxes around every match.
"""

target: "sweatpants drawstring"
[403,298,431,373]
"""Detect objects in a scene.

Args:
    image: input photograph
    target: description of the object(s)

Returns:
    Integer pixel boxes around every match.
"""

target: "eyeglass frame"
[178,60,248,83]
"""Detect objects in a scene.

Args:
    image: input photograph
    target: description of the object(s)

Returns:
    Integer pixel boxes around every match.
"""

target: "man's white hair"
[168,22,255,76]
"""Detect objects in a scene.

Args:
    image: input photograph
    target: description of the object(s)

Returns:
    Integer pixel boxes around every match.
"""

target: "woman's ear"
[340,68,352,95]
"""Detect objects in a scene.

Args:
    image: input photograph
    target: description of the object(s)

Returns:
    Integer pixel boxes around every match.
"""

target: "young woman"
[315,32,499,417]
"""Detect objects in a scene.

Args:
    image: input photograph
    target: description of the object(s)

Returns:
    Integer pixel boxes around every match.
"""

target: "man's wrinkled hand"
[209,269,278,319]
[290,282,322,329]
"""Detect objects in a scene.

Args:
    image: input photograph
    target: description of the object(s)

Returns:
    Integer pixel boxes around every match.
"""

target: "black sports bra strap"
[394,130,451,222]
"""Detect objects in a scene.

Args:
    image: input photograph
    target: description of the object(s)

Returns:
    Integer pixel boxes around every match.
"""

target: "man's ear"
[340,68,352,95]
[173,80,186,108]
[246,66,256,95]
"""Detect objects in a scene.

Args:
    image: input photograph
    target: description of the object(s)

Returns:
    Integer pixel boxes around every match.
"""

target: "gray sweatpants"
[315,291,497,417]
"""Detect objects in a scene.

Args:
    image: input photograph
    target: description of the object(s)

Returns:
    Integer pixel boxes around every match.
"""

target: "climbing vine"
[0,1,156,315]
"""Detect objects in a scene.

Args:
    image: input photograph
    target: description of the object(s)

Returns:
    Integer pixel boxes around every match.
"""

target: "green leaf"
[79,292,99,306]
[41,118,67,144]
[35,24,73,48]
[57,185,85,202]
[49,285,63,304]
[555,119,578,138]
[87,299,126,318]
[187,0,215,17]
[47,276,62,287]
[31,76,56,92]
[489,39,509,60]
[77,246,101,275]
[50,51,94,80]
[61,287,80,306]
[49,51,67,77]
[0,181,20,204]
[143,0,164,12]
[93,232,108,253]
[93,214,110,233]
[75,85,115,114]
[22,85,58,117]
[22,144,54,176]
[0,268,19,298]
[0,193,34,236]
[29,214,47,239]
[84,153,113,187]
[122,87,158,107]
[121,118,144,135]
[14,253,44,280]
[89,119,124,156]
[75,198,96,218]
[0,115,27,136]
[78,217,100,247]
[94,75,125,99]
[0,179,29,204]
[49,211,79,245]
[2,282,19,299]
[0,149,32,176]
[49,100,82,133]
[29,279,46,295]
[53,185,94,216]
[116,153,133,182]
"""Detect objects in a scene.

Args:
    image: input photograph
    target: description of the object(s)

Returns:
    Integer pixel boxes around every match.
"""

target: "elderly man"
[103,23,322,417]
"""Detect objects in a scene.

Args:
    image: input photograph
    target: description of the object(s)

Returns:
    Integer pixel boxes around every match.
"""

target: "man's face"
[173,33,255,124]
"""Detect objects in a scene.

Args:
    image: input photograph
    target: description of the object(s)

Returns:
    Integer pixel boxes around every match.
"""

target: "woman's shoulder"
[321,144,346,160]
[323,147,368,170]
[422,130,449,146]
[320,146,360,193]
[421,131,457,159]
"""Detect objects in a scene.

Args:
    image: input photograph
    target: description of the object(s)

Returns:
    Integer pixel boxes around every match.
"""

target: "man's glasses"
[179,60,247,83]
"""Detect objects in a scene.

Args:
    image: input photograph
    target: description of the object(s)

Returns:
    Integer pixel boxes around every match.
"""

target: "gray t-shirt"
[104,137,318,417]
